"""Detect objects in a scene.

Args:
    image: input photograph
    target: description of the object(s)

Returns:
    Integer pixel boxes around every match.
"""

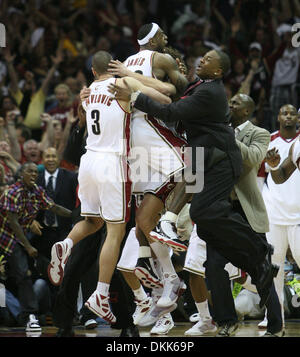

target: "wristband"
[130,90,141,108]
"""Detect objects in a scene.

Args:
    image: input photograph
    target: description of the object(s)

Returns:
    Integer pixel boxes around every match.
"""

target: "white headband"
[137,23,160,45]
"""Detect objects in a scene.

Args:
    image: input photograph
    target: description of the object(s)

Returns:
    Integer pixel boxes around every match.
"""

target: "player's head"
[278,104,298,130]
[92,51,113,78]
[196,50,230,80]
[229,94,255,127]
[137,23,167,52]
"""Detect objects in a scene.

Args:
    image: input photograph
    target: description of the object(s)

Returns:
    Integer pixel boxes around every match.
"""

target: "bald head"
[92,51,112,76]
[229,94,256,127]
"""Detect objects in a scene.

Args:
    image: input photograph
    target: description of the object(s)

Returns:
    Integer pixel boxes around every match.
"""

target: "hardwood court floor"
[0,319,299,338]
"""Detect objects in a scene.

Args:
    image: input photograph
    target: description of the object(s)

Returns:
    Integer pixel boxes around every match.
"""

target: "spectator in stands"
[22,139,42,165]
[0,162,72,331]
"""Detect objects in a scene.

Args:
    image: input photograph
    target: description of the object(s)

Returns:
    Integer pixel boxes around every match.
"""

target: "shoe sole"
[150,233,187,252]
[134,267,163,289]
[84,301,116,325]
[150,322,175,335]
[184,327,217,336]
[258,324,268,330]
[47,243,66,286]
[85,322,98,330]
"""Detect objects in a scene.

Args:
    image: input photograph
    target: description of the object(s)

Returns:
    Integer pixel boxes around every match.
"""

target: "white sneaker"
[157,273,186,307]
[189,312,200,323]
[184,318,217,336]
[138,302,177,327]
[150,313,174,335]
[48,241,72,286]
[133,297,153,325]
[84,319,98,329]
[85,291,116,324]
[258,316,268,329]
[26,314,42,332]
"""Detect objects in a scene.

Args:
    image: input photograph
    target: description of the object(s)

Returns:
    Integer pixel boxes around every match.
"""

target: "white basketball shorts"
[78,150,132,223]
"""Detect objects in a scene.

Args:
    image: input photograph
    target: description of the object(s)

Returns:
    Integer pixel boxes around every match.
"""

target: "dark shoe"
[262,329,285,337]
[120,325,140,337]
[55,327,75,337]
[216,323,239,337]
[134,257,163,289]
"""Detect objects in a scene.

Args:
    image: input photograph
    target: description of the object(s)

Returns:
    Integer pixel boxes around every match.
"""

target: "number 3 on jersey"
[91,109,100,135]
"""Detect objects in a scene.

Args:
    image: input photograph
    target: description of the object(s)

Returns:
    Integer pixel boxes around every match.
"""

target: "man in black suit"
[31,147,78,259]
[109,49,278,309]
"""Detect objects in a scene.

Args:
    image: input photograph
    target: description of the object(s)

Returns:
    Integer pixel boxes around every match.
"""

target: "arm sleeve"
[36,185,55,210]
[134,89,211,124]
[236,130,270,168]
[1,190,21,214]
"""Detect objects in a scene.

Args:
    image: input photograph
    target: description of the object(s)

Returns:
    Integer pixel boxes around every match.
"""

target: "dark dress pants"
[204,199,282,333]
[7,243,39,320]
[189,157,269,280]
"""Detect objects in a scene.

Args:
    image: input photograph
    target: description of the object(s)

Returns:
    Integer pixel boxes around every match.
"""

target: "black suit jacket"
[135,78,242,177]
[37,168,78,233]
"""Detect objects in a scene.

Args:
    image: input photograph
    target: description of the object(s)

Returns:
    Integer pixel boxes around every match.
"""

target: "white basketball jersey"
[82,78,131,155]
[292,136,300,169]
[124,50,155,80]
[262,131,300,225]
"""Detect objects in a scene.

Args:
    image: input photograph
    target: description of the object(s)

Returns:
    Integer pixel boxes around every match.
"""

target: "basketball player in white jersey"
[259,104,300,329]
[265,134,300,181]
[47,51,172,324]
[110,23,192,309]
[96,23,189,329]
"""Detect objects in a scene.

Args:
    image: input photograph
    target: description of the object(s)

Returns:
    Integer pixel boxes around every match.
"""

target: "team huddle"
[46,22,299,337]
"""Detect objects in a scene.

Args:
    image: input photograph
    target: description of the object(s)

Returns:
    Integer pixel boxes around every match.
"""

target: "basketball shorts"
[78,151,132,223]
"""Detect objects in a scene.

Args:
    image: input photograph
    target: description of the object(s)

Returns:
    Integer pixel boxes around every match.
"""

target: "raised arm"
[6,112,21,162]
[40,52,63,95]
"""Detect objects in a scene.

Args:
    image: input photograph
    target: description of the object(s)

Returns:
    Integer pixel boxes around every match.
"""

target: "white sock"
[64,237,74,249]
[162,211,178,223]
[195,300,211,320]
[133,286,148,301]
[96,282,110,297]
[150,242,177,276]
[139,246,151,258]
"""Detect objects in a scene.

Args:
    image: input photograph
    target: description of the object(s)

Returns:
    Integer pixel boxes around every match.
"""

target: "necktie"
[45,176,55,226]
